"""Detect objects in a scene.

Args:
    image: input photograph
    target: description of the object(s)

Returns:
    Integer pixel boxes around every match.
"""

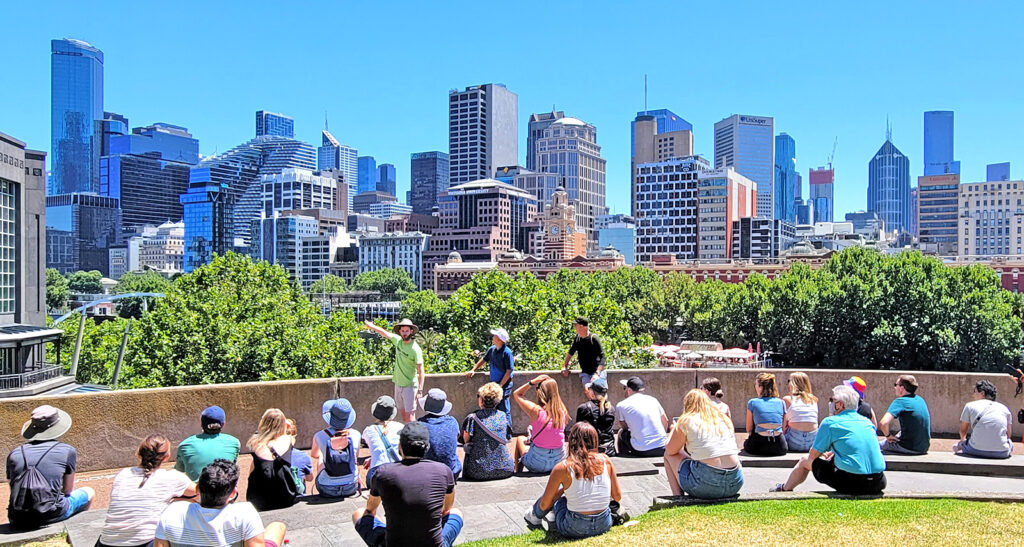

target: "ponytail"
[595,392,611,414]
[137,434,170,488]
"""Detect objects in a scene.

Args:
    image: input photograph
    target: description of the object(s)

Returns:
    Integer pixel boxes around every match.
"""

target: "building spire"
[324,110,329,132]
[886,116,891,142]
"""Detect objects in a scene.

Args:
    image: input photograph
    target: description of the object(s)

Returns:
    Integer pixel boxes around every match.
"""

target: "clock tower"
[541,187,587,261]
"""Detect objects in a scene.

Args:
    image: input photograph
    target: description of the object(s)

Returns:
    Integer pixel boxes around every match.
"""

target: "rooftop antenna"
[324,110,329,131]
[886,116,892,141]
[644,74,648,114]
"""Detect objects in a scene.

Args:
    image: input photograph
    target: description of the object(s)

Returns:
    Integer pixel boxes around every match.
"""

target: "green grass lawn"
[465,498,1023,546]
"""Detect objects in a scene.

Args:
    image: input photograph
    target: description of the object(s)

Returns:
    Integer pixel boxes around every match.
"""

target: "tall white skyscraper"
[448,84,518,186]
[318,129,357,211]
[714,115,775,218]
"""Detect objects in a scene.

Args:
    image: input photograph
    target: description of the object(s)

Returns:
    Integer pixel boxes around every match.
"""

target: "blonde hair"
[537,379,568,429]
[756,372,779,398]
[247,408,288,450]
[678,389,730,436]
[285,418,297,437]
[479,382,503,409]
[788,372,817,404]
[591,389,611,414]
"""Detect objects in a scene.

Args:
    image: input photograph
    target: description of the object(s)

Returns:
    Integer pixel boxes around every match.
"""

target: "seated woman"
[955,380,1013,459]
[311,398,361,498]
[524,422,622,539]
[664,389,744,499]
[246,408,310,510]
[361,395,404,490]
[418,388,463,481]
[782,372,819,452]
[744,372,788,456]
[512,374,569,474]
[97,435,196,547]
[285,418,313,495]
[701,377,731,421]
[575,377,616,456]
[462,382,515,480]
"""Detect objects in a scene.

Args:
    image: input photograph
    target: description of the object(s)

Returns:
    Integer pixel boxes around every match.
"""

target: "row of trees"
[309,269,417,299]
[56,248,1024,389]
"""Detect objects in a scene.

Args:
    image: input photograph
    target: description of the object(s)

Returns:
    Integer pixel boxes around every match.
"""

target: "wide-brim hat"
[392,318,419,335]
[419,388,453,416]
[371,395,398,422]
[22,405,72,442]
[322,398,356,430]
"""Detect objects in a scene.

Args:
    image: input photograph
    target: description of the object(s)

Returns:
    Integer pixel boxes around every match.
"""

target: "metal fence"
[0,365,64,391]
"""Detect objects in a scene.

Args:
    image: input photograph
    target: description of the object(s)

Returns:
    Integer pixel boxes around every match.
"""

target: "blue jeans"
[41,488,91,525]
[879,438,926,455]
[785,429,817,452]
[580,369,606,385]
[316,470,359,497]
[961,441,1012,459]
[355,512,463,547]
[499,385,513,415]
[677,459,743,499]
[521,445,565,473]
[532,497,611,539]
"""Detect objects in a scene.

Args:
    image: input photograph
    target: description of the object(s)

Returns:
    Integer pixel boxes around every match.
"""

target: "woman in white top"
[524,422,622,539]
[701,377,732,421]
[783,372,819,452]
[361,395,404,489]
[955,380,1013,459]
[98,434,196,547]
[664,389,744,499]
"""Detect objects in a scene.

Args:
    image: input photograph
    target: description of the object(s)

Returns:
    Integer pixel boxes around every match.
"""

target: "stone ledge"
[653,490,1024,509]
[737,451,1024,477]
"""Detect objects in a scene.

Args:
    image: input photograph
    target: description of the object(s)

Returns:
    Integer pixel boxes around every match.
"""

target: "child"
[286,418,313,494]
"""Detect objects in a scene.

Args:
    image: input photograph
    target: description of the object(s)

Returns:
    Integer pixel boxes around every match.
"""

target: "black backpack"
[9,444,62,524]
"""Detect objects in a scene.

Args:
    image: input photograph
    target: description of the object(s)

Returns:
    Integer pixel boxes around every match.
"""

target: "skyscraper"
[533,116,606,246]
[448,84,518,185]
[410,151,449,215]
[916,175,960,254]
[696,168,756,259]
[357,156,378,194]
[773,133,797,223]
[809,167,834,223]
[633,156,711,264]
[923,111,959,176]
[100,123,199,233]
[377,163,396,196]
[45,193,122,275]
[51,38,104,195]
[714,115,774,218]
[631,109,692,160]
[631,110,694,217]
[317,129,357,210]
[526,111,564,170]
[255,111,295,138]
[180,170,233,273]
[0,132,47,324]
[868,138,911,233]
[987,162,1011,182]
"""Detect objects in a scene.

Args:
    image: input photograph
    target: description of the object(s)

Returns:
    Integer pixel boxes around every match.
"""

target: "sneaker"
[769,483,788,492]
[524,509,543,529]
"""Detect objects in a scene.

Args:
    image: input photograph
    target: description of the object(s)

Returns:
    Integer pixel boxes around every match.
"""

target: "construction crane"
[827,137,838,171]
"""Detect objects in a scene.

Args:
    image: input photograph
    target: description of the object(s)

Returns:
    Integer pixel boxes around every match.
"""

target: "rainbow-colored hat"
[844,376,867,398]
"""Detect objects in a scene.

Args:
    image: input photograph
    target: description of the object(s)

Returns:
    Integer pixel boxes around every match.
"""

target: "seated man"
[174,406,241,481]
[772,385,886,495]
[7,405,95,529]
[351,421,464,547]
[154,459,286,547]
[879,375,931,455]
[955,380,1013,459]
[615,376,669,457]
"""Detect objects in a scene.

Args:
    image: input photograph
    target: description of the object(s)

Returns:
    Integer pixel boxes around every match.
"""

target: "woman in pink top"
[512,374,569,473]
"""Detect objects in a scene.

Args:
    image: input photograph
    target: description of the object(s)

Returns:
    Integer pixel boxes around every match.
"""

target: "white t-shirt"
[155,501,264,547]
[961,399,1012,453]
[362,422,404,469]
[615,393,668,451]
[100,467,193,546]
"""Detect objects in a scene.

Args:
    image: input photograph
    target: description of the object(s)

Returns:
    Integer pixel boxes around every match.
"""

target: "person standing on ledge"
[365,318,425,423]
[465,327,515,415]
[561,317,605,385]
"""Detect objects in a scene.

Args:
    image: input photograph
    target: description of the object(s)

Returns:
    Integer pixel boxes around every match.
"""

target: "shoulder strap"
[973,401,995,428]
[528,418,550,445]
[30,442,59,469]
[375,425,401,462]
[470,414,508,444]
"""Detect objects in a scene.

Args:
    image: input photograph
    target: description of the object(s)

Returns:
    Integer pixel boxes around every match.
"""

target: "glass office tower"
[714,115,775,218]
[774,133,797,223]
[868,139,911,232]
[51,39,104,195]
[923,111,959,176]
[410,151,449,215]
[255,111,294,138]
[377,163,397,196]
[358,156,378,194]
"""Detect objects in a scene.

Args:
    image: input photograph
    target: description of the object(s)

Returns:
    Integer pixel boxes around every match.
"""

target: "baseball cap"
[586,377,609,394]
[489,328,509,344]
[843,376,867,398]
[201,406,226,428]
[620,376,645,392]
[400,421,430,446]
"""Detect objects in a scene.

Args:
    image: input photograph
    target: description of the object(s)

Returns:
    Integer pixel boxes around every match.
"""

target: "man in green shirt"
[365,319,425,422]
[173,406,241,481]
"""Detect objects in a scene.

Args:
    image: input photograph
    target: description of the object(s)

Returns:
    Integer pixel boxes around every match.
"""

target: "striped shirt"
[154,501,263,546]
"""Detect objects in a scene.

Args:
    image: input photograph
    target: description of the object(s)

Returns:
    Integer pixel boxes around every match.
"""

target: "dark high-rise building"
[180,170,233,273]
[100,123,199,233]
[410,152,449,215]
[377,163,396,196]
[98,112,128,157]
[868,137,912,233]
[255,110,294,138]
[526,111,565,171]
[51,38,104,195]
[448,84,518,186]
[774,133,797,223]
[45,193,121,275]
[923,111,959,176]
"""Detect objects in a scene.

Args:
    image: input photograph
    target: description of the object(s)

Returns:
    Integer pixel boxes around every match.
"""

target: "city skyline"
[4,1,1024,219]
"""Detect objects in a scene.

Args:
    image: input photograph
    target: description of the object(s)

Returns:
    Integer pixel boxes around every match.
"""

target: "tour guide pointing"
[364,319,425,423]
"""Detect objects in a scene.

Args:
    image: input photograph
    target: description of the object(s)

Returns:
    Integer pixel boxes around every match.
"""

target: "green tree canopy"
[68,270,103,294]
[113,271,173,319]
[352,268,416,298]
[308,274,348,294]
[46,268,69,311]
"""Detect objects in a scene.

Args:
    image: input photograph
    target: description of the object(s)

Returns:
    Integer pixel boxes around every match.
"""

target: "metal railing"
[0,365,64,391]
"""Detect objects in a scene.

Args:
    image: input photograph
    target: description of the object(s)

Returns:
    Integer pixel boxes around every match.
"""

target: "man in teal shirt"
[365,319,425,422]
[879,375,931,455]
[173,406,241,481]
[772,385,886,495]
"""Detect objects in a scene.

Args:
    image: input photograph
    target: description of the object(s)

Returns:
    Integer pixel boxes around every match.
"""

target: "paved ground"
[2,436,1023,546]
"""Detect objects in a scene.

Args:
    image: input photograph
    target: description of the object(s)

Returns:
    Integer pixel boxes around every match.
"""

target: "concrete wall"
[0,369,1017,473]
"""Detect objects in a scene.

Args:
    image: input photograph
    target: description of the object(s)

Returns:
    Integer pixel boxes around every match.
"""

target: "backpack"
[9,444,62,523]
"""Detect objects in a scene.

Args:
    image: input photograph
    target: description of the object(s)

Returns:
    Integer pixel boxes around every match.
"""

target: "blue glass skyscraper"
[630,109,692,159]
[714,115,775,218]
[358,156,377,194]
[410,152,449,215]
[868,137,911,233]
[318,129,358,210]
[180,170,233,272]
[377,163,396,196]
[774,133,797,223]
[255,111,294,138]
[923,111,959,176]
[51,38,104,195]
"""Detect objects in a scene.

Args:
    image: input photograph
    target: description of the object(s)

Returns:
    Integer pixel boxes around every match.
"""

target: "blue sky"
[3,1,1023,217]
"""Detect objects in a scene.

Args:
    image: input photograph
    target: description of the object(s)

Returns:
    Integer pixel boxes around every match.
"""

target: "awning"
[0,325,64,349]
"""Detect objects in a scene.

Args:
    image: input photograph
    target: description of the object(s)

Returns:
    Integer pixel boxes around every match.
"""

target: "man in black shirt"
[561,317,606,385]
[352,421,464,547]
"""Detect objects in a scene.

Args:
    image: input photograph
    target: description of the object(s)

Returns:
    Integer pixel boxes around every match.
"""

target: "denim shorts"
[580,370,607,385]
[961,442,1012,459]
[532,497,611,539]
[316,470,359,498]
[784,429,817,452]
[677,459,743,499]
[521,445,565,473]
[356,512,463,547]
